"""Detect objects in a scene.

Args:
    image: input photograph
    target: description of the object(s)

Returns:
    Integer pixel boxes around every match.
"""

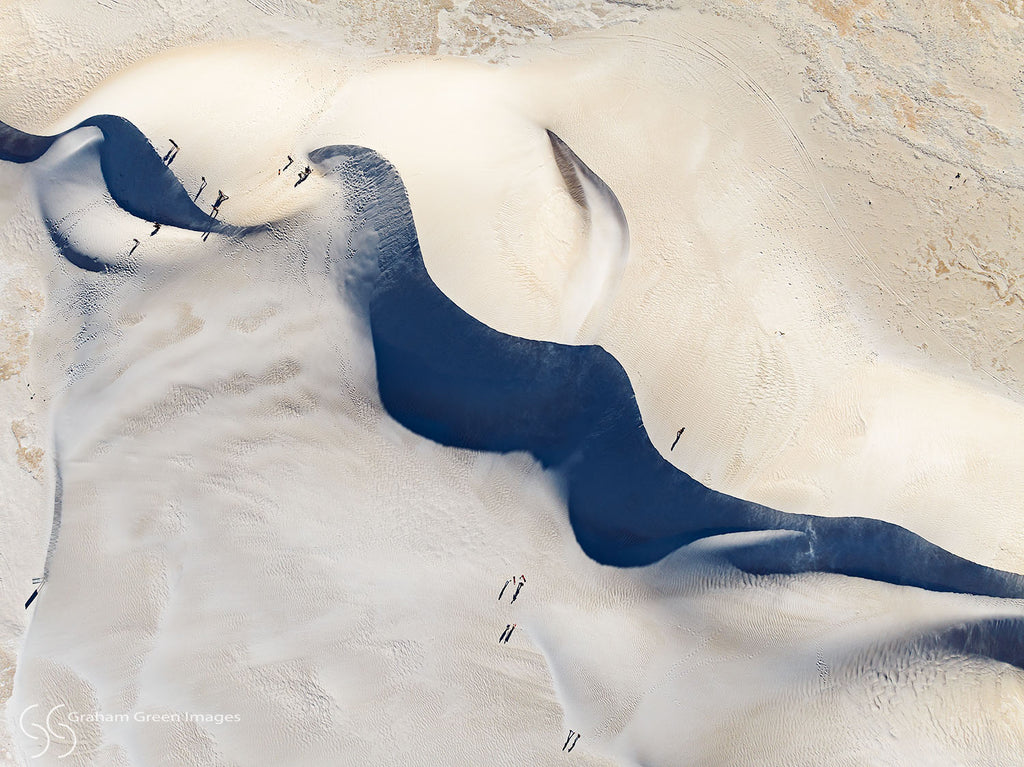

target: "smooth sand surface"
[1,2,1023,765]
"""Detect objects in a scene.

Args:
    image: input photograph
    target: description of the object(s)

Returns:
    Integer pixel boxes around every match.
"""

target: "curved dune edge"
[1,12,1024,766]
[0,117,242,236]
[546,130,630,343]
[5,113,1024,766]
[321,142,1024,603]
[24,37,1024,572]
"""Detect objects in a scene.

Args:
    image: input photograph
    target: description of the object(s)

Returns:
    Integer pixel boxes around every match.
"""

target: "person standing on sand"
[194,176,207,202]
[562,730,575,751]
[499,624,511,643]
[162,139,179,165]
[202,191,230,242]
[128,238,139,257]
[670,426,685,451]
[211,190,229,215]
[511,575,525,603]
[503,624,516,643]
[498,578,512,600]
[568,733,580,752]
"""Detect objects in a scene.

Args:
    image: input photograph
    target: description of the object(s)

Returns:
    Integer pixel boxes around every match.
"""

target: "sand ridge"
[1,3,1023,765]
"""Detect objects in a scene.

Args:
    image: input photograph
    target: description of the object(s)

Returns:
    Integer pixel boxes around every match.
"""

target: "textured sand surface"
[1,1,1023,765]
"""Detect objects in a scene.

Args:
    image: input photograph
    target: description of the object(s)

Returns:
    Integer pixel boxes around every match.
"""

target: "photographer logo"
[19,704,77,760]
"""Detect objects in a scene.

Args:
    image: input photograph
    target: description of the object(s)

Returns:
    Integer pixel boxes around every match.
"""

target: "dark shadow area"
[0,120,55,163]
[0,116,251,237]
[932,616,1024,669]
[311,141,1024,608]
[3,120,1022,673]
[547,129,629,243]
[43,216,125,273]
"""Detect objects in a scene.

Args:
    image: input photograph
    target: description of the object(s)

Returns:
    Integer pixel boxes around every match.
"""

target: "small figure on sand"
[194,176,207,202]
[278,155,294,175]
[562,730,575,751]
[498,577,513,600]
[295,166,312,187]
[204,191,229,241]
[150,223,161,236]
[511,575,526,603]
[503,624,516,643]
[128,238,140,257]
[499,624,511,643]
[568,733,580,752]
[25,577,43,610]
[211,190,229,215]
[670,426,685,451]
[162,139,179,166]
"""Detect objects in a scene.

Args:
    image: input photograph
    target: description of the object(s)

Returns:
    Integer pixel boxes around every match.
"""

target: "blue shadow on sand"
[0,116,249,271]
[310,143,1024,604]
[3,117,1022,670]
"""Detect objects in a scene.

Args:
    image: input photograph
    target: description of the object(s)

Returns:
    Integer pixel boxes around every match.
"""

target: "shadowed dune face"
[545,130,629,342]
[312,142,1024,603]
[9,117,1024,619]
[4,45,1024,765]
[1,116,253,274]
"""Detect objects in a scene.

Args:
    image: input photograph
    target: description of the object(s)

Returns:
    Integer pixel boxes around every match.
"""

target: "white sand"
[2,2,1024,765]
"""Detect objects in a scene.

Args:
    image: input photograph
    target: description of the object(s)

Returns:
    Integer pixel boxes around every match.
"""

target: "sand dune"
[1,4,1023,766]
[546,130,630,343]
